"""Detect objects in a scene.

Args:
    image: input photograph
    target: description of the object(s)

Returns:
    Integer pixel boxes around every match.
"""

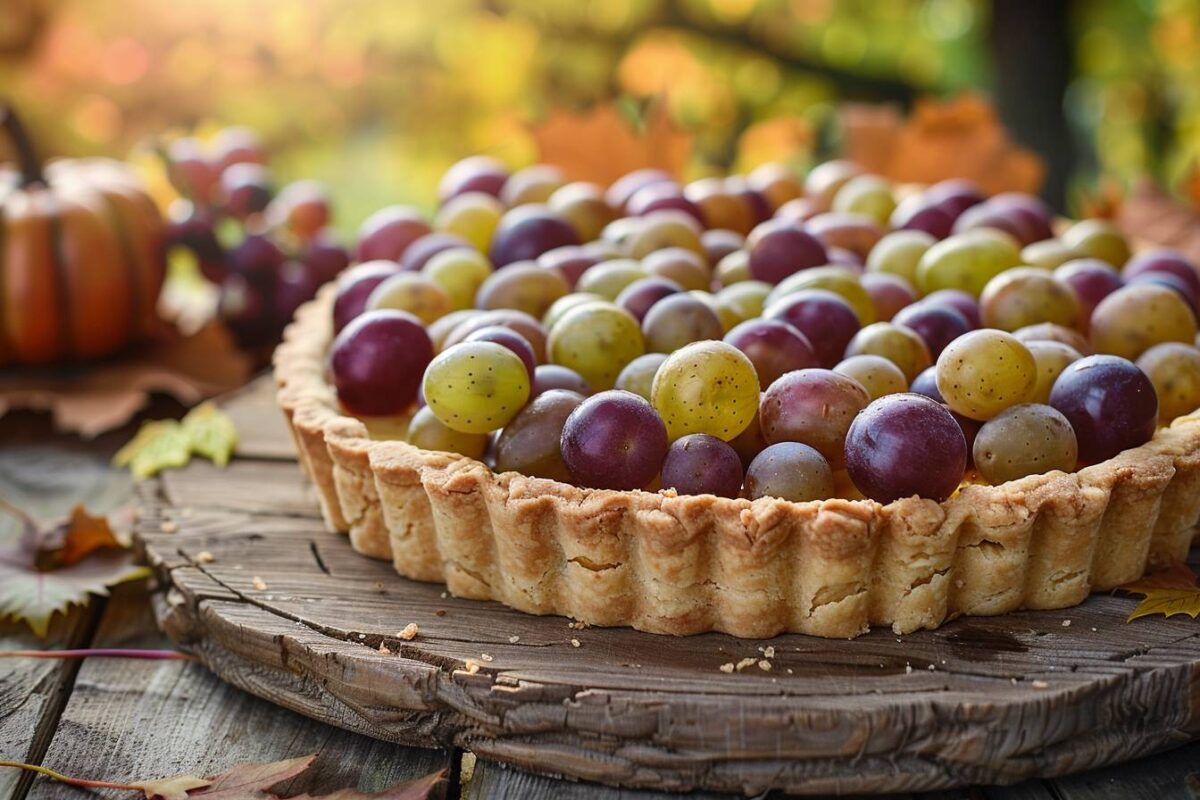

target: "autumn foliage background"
[2,0,1200,232]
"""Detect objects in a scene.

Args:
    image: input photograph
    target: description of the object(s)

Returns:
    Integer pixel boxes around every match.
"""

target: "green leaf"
[113,420,192,479]
[182,402,238,468]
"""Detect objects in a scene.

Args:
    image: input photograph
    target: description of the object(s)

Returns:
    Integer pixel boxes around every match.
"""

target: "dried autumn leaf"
[531,101,692,187]
[0,500,149,637]
[840,94,1045,196]
[33,505,125,571]
[181,402,238,467]
[166,754,315,799]
[1117,179,1200,264]
[114,420,192,479]
[135,775,213,800]
[1118,563,1200,622]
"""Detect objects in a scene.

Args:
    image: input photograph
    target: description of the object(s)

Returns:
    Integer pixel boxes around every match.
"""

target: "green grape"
[651,340,760,441]
[1027,341,1083,404]
[936,329,1037,420]
[767,266,874,325]
[615,352,668,401]
[628,210,704,258]
[979,267,1079,331]
[1012,322,1092,355]
[834,354,908,400]
[866,229,935,285]
[844,322,932,382]
[406,405,489,459]
[642,293,725,353]
[428,309,481,351]
[832,174,896,226]
[972,403,1079,484]
[547,301,645,390]
[575,259,649,300]
[1060,219,1131,267]
[366,273,452,325]
[716,249,751,286]
[423,341,531,433]
[423,248,493,311]
[916,230,1022,296]
[542,291,604,330]
[1136,342,1200,424]
[474,261,569,318]
[1090,284,1198,361]
[643,247,711,291]
[714,281,772,330]
[434,191,503,251]
[1020,239,1083,270]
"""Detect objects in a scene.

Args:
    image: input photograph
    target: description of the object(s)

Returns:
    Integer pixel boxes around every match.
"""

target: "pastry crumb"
[398,623,419,641]
[357,633,365,640]
[195,551,215,564]
[378,643,392,655]
[735,657,758,672]
[1032,679,1050,689]
[1091,627,1098,632]
[251,576,268,591]
[160,521,178,533]
[1061,619,1072,628]
[927,664,936,671]
[463,659,481,674]
[440,591,448,599]
[758,660,772,672]
[719,662,735,673]
[786,668,794,675]
[508,635,520,644]
[570,638,581,648]
[905,663,913,675]
[763,646,775,659]
[480,653,494,662]
[1011,677,1018,685]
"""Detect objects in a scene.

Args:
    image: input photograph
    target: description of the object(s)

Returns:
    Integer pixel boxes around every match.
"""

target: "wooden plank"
[219,373,299,461]
[1047,738,1200,799]
[25,583,452,799]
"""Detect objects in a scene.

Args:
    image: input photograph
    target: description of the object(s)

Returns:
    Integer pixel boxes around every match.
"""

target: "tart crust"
[274,286,1200,638]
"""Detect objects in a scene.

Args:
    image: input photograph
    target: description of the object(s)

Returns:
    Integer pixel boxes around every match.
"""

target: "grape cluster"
[162,127,349,349]
[325,156,1200,505]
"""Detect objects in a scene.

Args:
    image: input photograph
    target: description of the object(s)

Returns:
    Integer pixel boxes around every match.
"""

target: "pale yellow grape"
[366,273,452,325]
[651,340,760,441]
[1027,341,1082,404]
[423,248,492,311]
[575,259,649,300]
[434,191,503,251]
[406,405,489,458]
[866,230,935,285]
[714,281,772,330]
[547,301,645,390]
[767,266,874,325]
[834,354,908,400]
[423,341,531,433]
[542,291,604,330]
[936,330,1037,420]
[844,322,932,382]
[916,230,1022,296]
[1136,342,1200,424]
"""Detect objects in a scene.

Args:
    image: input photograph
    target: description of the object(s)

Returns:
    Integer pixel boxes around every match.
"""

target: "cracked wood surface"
[130,375,1200,796]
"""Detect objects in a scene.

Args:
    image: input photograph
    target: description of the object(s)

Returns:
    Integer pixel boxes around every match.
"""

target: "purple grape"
[532,364,592,397]
[1123,250,1200,301]
[275,260,321,322]
[219,162,274,220]
[399,232,472,272]
[606,168,675,211]
[494,389,585,482]
[218,272,273,346]
[1049,355,1158,463]
[302,235,351,284]
[861,272,918,321]
[328,310,433,417]
[616,277,683,322]
[332,260,402,333]
[464,325,537,380]
[826,246,864,269]
[700,229,744,266]
[560,390,669,490]
[355,205,431,262]
[762,289,861,368]
[724,319,819,389]
[537,245,598,288]
[229,232,285,288]
[909,366,944,402]
[893,303,971,359]
[990,192,1054,242]
[953,201,1033,244]
[165,201,225,281]
[1054,259,1124,328]
[626,182,705,224]
[921,289,982,329]
[844,393,967,503]
[890,195,954,239]
[744,442,834,502]
[747,220,827,284]
[1128,272,1200,315]
[924,178,986,217]
[438,155,509,202]
[661,433,744,498]
[727,177,772,227]
[489,204,581,268]
[759,368,870,468]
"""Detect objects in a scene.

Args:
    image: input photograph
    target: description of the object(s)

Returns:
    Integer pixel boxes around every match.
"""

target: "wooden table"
[4,381,1200,799]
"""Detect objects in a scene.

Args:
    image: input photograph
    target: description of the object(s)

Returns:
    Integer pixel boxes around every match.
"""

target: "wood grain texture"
[134,376,1200,796]
[25,582,452,799]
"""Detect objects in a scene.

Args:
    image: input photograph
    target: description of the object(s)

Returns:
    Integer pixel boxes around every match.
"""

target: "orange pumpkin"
[0,105,166,366]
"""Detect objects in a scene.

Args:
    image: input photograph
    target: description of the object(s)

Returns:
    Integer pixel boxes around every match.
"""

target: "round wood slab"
[135,378,1200,796]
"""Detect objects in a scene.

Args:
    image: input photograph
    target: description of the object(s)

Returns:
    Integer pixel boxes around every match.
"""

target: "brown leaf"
[531,101,692,186]
[840,94,1045,195]
[136,775,213,800]
[1118,563,1200,622]
[0,320,251,438]
[173,754,314,799]
[1117,179,1200,264]
[289,769,447,800]
[0,500,149,637]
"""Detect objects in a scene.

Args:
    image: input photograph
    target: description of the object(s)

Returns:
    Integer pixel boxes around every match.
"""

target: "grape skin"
[329,310,433,417]
[744,442,834,502]
[615,353,669,401]
[1049,354,1158,463]
[495,389,586,482]
[834,355,908,400]
[661,433,744,498]
[759,368,870,469]
[407,405,489,459]
[651,341,760,441]
[1136,343,1200,424]
[422,341,531,433]
[547,301,645,390]
[724,319,819,390]
[972,403,1078,484]
[560,390,669,490]
[936,330,1037,421]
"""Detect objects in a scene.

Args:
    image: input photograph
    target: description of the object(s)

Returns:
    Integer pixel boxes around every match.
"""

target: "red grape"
[269,179,331,241]
[211,126,267,171]
[166,137,219,203]
[890,195,954,239]
[399,232,472,273]
[332,260,401,332]
[560,390,669,490]
[921,289,982,329]
[532,364,592,397]
[463,325,537,380]
[616,277,683,322]
[438,155,509,202]
[301,235,351,284]
[700,229,745,266]
[661,433,744,498]
[759,368,869,468]
[844,393,967,503]
[1054,259,1123,330]
[606,168,675,211]
[1123,250,1200,301]
[494,389,585,482]
[762,289,861,368]
[275,260,321,322]
[165,200,225,282]
[1048,354,1158,463]
[537,245,598,288]
[924,178,986,217]
[893,303,971,359]
[489,205,581,268]
[627,181,705,224]
[356,205,431,262]
[746,220,827,285]
[861,272,918,321]
[219,163,274,220]
[328,309,433,417]
[724,318,819,389]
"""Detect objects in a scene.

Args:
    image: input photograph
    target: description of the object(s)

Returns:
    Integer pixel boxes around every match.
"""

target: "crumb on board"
[508,635,520,644]
[735,657,758,672]
[1032,679,1050,689]
[905,663,913,675]
[378,643,392,655]
[398,623,419,641]
[160,521,178,533]
[1062,619,1072,628]
[195,551,214,564]
[463,659,481,675]
[251,576,267,591]
[758,660,772,672]
[763,646,775,659]
[570,638,581,648]
[786,668,794,675]
[480,653,494,662]
[719,663,735,673]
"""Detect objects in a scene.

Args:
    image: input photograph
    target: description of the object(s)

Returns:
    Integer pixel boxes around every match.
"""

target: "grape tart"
[274,166,1200,639]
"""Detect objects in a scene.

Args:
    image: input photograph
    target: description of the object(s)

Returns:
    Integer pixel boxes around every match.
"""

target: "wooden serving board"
[136,376,1200,796]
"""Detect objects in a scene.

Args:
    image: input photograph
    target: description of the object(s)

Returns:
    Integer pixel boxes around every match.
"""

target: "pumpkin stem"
[0,103,45,187]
